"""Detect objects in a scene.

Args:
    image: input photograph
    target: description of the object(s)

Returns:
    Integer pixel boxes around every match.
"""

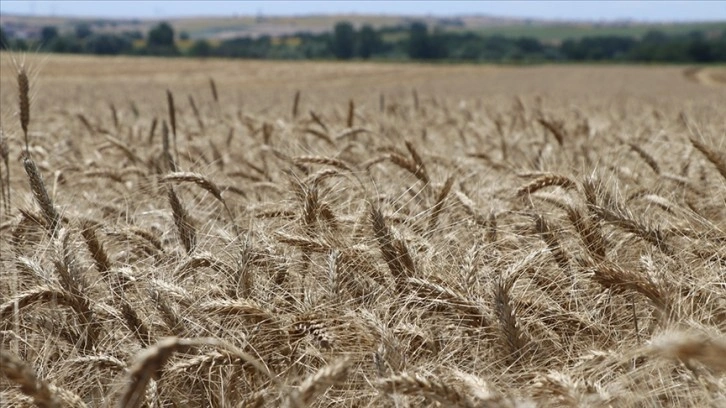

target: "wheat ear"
[23,156,61,237]
[648,331,726,373]
[162,171,238,234]
[347,99,355,128]
[494,273,529,363]
[292,90,301,119]
[167,187,196,255]
[209,77,218,103]
[689,137,726,181]
[120,337,276,408]
[428,175,455,234]
[370,205,415,281]
[1,349,87,408]
[377,372,475,408]
[517,173,577,197]
[18,66,30,150]
[287,359,351,407]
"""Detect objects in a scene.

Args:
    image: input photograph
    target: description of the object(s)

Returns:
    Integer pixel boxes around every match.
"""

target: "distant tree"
[75,23,92,39]
[85,33,132,55]
[148,22,175,47]
[299,32,334,59]
[427,28,449,59]
[560,36,635,61]
[457,42,483,60]
[49,35,83,53]
[408,22,430,59]
[480,35,516,60]
[515,37,543,53]
[713,32,726,60]
[180,31,190,41]
[687,38,713,62]
[123,30,144,40]
[642,30,668,44]
[14,38,29,51]
[146,22,179,55]
[0,27,8,49]
[560,38,586,60]
[358,24,381,59]
[332,21,355,59]
[41,26,59,44]
[188,39,212,57]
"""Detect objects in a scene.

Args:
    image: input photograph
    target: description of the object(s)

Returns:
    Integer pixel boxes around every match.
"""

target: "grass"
[0,52,725,407]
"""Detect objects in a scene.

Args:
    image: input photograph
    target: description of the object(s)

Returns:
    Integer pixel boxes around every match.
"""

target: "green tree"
[408,22,430,59]
[123,30,144,41]
[85,34,132,55]
[189,39,212,57]
[41,26,59,44]
[49,35,83,53]
[0,27,8,49]
[332,21,355,59]
[75,23,92,39]
[642,30,668,44]
[561,38,586,60]
[713,32,726,60]
[148,22,175,47]
[14,38,29,51]
[146,22,178,55]
[357,24,381,59]
[687,38,713,62]
[515,37,543,53]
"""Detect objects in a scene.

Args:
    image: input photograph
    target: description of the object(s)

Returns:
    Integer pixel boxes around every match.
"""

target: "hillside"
[1,13,724,43]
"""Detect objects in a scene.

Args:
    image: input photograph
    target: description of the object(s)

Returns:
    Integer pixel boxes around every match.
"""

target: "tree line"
[1,20,724,63]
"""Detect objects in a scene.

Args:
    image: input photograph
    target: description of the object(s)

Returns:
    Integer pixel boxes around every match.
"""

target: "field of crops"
[1,53,725,407]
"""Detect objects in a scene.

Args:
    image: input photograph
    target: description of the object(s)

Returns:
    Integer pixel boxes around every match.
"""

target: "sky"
[0,1,725,22]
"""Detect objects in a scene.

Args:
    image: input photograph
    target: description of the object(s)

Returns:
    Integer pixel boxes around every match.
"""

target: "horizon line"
[2,11,725,25]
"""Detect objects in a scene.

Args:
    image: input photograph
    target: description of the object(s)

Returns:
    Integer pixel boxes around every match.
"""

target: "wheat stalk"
[0,129,10,214]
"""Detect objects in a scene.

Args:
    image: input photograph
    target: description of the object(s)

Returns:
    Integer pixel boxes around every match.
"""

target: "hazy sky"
[1,1,725,22]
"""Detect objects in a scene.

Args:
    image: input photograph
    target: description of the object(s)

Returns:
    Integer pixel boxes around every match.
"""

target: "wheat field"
[0,53,725,407]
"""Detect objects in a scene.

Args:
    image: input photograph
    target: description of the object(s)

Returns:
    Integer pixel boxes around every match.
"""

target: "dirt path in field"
[684,67,726,87]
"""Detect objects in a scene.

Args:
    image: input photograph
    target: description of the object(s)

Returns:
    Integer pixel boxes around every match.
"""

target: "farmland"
[1,53,725,407]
